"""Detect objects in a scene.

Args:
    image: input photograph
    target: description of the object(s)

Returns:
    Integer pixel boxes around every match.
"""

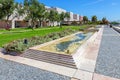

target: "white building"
[1,6,82,29]
[68,12,74,21]
[51,7,66,14]
[5,8,27,29]
[45,7,67,26]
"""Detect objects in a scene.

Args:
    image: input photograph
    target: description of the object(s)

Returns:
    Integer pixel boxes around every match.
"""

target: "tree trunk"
[28,20,31,28]
[39,19,43,27]
[60,21,62,28]
[5,15,11,31]
[67,18,69,25]
[31,20,35,30]
[53,21,54,27]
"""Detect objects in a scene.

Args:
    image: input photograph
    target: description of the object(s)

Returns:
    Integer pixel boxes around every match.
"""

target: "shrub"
[52,34,60,40]
[3,28,78,55]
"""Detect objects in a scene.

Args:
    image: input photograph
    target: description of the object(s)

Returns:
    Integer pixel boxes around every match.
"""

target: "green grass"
[0,25,88,47]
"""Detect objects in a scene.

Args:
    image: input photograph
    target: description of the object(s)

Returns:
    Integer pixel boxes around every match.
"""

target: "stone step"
[22,53,74,63]
[21,49,77,69]
[21,51,74,62]
[22,53,75,65]
[23,55,76,69]
[26,49,73,59]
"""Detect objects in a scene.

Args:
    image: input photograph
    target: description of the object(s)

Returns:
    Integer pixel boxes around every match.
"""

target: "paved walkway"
[95,26,120,79]
[0,58,70,80]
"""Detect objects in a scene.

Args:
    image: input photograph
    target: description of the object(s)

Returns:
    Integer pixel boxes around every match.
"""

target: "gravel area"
[0,58,70,80]
[95,26,120,79]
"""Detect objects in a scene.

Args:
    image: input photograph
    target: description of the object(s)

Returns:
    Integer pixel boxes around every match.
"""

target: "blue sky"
[15,0,120,21]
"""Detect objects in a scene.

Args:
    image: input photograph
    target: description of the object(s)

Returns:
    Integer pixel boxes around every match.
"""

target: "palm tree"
[91,15,97,23]
[102,17,107,24]
[83,16,88,24]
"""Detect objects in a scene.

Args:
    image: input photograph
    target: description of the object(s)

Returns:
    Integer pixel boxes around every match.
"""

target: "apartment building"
[46,7,81,21]
[46,7,68,26]
[0,8,27,29]
[51,7,66,14]
[0,6,83,29]
[8,9,27,28]
[79,16,83,21]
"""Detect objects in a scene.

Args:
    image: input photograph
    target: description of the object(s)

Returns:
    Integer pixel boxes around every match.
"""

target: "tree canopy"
[91,15,97,22]
[0,0,15,20]
[83,16,88,23]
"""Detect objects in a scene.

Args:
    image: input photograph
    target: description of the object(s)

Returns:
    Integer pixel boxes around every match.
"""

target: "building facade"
[0,6,83,29]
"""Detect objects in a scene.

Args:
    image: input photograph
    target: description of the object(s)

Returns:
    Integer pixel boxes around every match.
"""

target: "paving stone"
[93,73,120,80]
[73,69,93,80]
[0,58,70,80]
[95,26,120,79]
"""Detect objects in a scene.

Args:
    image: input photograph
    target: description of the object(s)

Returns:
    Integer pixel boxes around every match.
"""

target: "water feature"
[37,32,92,54]
[56,33,86,52]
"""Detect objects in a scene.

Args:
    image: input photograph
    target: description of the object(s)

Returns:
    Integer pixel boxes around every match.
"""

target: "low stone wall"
[72,26,104,68]
[113,26,120,33]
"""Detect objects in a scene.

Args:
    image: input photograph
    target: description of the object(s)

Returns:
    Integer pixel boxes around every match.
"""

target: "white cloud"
[83,0,104,6]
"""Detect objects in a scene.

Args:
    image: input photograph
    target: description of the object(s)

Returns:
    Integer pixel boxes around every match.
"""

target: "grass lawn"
[0,25,88,47]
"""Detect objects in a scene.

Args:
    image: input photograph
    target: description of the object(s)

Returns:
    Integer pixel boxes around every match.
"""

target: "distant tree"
[23,0,45,28]
[65,12,70,20]
[91,15,97,23]
[0,2,5,19]
[55,12,60,26]
[65,12,70,24]
[0,0,15,21]
[0,0,17,30]
[36,3,46,27]
[60,12,65,21]
[42,11,50,27]
[48,10,58,26]
[83,16,88,24]
[97,20,102,24]
[102,17,106,24]
[59,12,65,26]
[15,3,25,19]
[105,20,109,24]
[102,17,109,24]
[111,21,119,25]
[44,11,50,21]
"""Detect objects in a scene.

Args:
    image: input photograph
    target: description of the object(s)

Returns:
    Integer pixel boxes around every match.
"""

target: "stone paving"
[0,58,70,80]
[95,26,120,79]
